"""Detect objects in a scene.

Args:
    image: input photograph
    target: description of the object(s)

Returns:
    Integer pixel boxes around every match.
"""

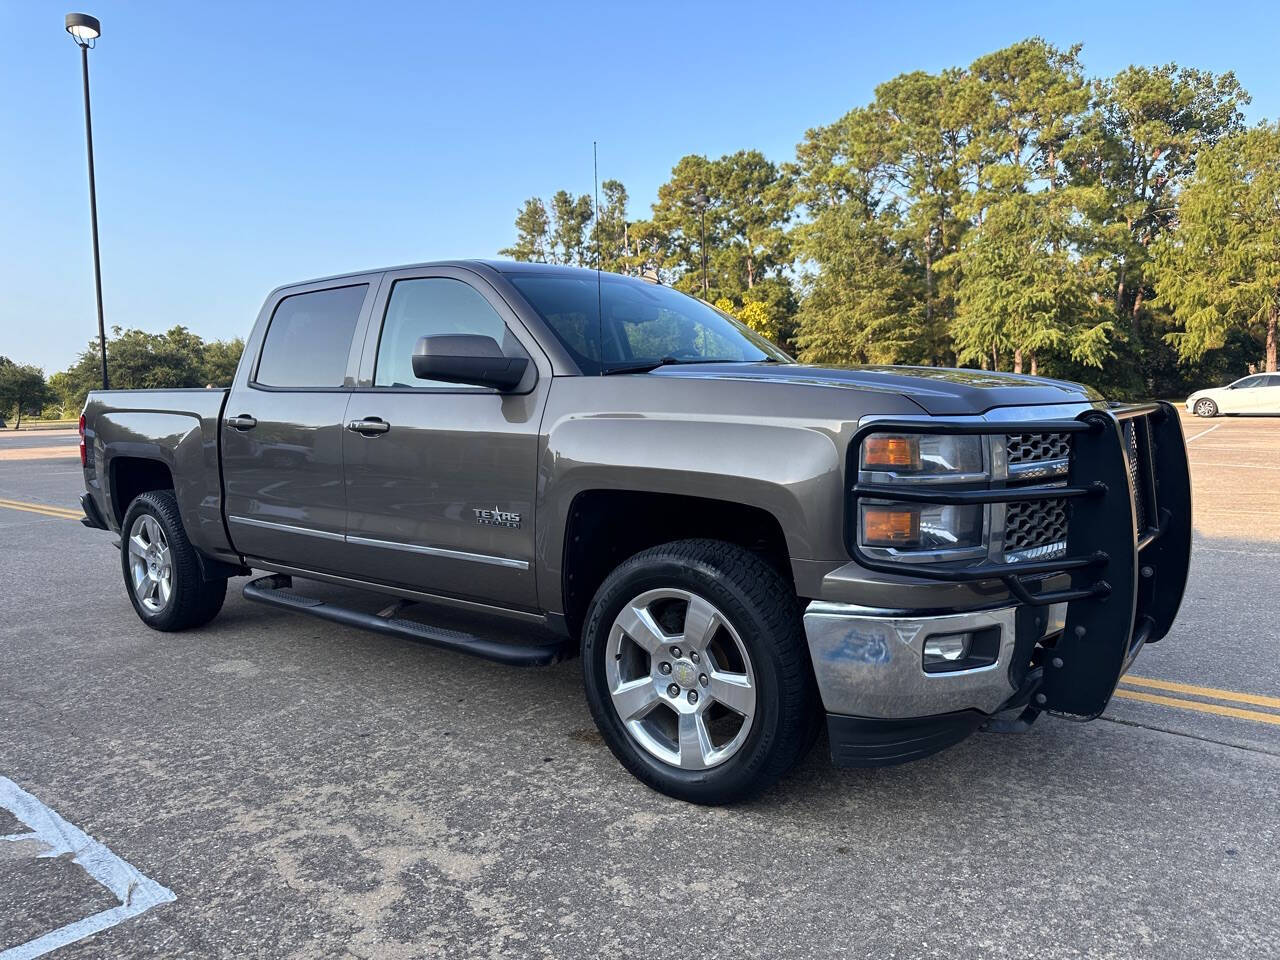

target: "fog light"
[923,632,970,667]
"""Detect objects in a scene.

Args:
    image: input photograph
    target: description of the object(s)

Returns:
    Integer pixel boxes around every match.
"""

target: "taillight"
[79,414,87,467]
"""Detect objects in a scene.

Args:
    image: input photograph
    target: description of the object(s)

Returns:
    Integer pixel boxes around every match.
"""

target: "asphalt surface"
[1,412,1278,959]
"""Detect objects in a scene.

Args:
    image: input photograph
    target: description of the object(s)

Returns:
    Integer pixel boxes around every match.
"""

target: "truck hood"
[647,362,1102,415]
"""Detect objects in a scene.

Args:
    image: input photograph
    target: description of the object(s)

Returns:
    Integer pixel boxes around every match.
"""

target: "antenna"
[594,140,603,375]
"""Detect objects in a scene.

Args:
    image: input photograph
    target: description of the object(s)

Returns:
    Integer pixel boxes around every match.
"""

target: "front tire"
[582,539,814,804]
[120,490,227,631]
[1194,398,1218,417]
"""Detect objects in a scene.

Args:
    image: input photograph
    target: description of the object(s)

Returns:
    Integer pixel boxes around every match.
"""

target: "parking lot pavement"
[2,418,1279,959]
[0,429,79,463]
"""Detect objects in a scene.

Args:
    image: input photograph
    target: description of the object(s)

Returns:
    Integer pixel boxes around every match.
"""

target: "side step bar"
[242,574,567,667]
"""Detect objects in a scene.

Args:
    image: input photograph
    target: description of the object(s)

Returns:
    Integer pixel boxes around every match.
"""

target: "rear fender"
[97,409,230,556]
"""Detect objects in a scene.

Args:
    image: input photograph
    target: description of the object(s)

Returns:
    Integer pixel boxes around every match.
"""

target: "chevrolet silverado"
[79,261,1192,803]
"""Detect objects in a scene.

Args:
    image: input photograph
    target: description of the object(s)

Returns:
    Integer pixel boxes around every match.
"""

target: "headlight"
[860,433,986,480]
[859,501,985,552]
[855,431,990,561]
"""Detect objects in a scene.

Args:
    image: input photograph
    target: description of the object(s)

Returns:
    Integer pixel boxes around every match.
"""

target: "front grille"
[1004,497,1068,559]
[1008,432,1071,466]
[1004,432,1072,561]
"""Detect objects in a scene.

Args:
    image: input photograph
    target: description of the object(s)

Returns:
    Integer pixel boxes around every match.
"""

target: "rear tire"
[120,490,227,632]
[1194,398,1218,417]
[582,539,814,804]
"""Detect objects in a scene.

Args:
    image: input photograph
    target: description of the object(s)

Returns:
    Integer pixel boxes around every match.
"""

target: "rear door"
[340,266,550,611]
[1260,374,1280,412]
[221,278,379,573]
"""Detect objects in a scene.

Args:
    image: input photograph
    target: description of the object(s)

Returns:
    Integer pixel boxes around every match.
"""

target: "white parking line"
[1184,423,1223,443]
[0,776,175,959]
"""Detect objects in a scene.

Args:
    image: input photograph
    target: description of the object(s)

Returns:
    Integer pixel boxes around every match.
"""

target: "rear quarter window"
[255,285,368,388]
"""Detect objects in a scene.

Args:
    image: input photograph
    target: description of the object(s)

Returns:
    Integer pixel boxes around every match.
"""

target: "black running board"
[242,574,566,666]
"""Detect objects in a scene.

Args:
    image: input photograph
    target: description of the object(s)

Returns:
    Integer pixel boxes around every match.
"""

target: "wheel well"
[561,490,794,640]
[109,457,174,525]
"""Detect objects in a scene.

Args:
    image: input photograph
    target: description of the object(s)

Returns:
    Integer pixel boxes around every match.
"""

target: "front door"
[221,280,376,573]
[340,267,549,611]
[1220,375,1265,413]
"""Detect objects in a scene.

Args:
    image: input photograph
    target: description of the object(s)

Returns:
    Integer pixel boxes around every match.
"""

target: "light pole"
[693,192,709,298]
[66,12,109,390]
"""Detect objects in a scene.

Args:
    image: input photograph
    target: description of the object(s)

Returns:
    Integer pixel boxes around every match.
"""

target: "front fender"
[535,414,844,614]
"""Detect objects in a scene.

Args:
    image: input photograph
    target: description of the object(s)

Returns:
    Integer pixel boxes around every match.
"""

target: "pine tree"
[1155,124,1280,371]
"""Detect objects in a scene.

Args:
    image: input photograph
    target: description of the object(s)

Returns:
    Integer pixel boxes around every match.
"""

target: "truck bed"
[82,387,231,556]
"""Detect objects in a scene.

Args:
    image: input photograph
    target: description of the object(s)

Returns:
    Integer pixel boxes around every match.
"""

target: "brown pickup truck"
[80,260,1192,803]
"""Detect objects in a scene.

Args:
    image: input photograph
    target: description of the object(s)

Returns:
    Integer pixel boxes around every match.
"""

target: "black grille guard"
[848,401,1193,718]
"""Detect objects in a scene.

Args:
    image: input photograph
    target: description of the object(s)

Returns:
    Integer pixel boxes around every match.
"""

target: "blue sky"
[2,0,1277,373]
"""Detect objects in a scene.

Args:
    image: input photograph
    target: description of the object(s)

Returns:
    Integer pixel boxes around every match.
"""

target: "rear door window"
[255,285,368,388]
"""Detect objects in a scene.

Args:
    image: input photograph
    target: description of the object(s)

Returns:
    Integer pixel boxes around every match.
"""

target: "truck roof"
[272,259,636,295]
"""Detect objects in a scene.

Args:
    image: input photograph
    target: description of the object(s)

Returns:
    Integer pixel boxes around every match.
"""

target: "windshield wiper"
[601,356,783,375]
[600,357,686,375]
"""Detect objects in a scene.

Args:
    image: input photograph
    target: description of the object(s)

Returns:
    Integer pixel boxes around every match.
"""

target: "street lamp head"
[65,12,101,47]
[693,192,709,208]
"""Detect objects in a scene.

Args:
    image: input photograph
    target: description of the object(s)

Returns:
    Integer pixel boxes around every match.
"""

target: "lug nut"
[659,662,672,675]
[689,650,699,663]
[667,684,680,697]
[699,673,708,687]
[687,690,698,704]
[671,646,682,658]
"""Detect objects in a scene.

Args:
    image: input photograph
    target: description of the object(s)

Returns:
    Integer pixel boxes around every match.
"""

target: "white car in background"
[1186,373,1280,417]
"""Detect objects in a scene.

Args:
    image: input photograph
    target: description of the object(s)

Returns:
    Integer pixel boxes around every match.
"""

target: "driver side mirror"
[411,335,530,392]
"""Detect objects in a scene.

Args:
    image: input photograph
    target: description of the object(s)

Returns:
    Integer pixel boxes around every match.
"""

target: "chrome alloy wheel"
[605,588,757,770]
[1194,398,1217,417]
[128,513,173,613]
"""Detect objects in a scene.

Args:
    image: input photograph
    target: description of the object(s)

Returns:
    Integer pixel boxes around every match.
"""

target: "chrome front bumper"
[803,601,1065,719]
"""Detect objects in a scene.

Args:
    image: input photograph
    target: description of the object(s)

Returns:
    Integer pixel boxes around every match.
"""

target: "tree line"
[500,39,1280,397]
[0,327,245,425]
[4,38,1274,425]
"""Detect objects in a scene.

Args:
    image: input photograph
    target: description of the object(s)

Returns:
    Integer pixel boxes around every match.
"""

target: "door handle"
[226,414,257,431]
[346,417,390,436]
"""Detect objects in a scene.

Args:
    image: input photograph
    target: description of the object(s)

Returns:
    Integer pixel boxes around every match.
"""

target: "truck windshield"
[507,273,791,374]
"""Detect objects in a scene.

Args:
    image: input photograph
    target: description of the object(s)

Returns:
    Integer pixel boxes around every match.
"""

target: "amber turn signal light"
[862,505,920,546]
[862,435,920,470]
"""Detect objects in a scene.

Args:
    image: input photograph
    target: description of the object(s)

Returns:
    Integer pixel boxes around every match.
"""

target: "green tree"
[595,179,634,272]
[492,38,1265,397]
[1087,64,1248,329]
[950,39,1111,373]
[52,327,245,414]
[201,337,245,385]
[1155,124,1280,371]
[645,154,718,293]
[948,190,1115,372]
[637,152,795,342]
[0,358,54,428]
[550,190,594,266]
[501,190,598,267]
[498,198,551,262]
[792,201,928,365]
